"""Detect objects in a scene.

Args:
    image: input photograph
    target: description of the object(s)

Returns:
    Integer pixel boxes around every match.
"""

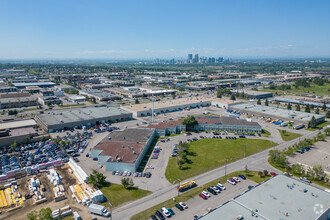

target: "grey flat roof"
[232,103,324,122]
[201,175,330,220]
[0,119,37,130]
[36,107,130,126]
[13,82,55,87]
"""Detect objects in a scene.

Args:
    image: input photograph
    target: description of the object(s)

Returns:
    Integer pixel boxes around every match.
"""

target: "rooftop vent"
[121,145,125,148]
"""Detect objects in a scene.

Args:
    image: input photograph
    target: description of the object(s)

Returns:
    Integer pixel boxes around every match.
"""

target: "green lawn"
[306,121,329,131]
[262,83,330,96]
[165,139,277,183]
[261,129,271,137]
[278,129,302,141]
[131,170,271,220]
[100,182,151,208]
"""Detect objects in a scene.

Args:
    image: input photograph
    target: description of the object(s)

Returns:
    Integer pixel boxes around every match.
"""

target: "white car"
[227,179,236,185]
[233,177,241,182]
[179,202,188,209]
[202,191,210,198]
[161,207,171,217]
[217,183,226,190]
[212,186,221,193]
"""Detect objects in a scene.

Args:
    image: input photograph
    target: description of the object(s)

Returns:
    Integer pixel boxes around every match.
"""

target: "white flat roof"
[0,119,37,130]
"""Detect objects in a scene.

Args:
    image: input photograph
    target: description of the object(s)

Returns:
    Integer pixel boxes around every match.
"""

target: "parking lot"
[152,177,257,220]
[288,137,330,173]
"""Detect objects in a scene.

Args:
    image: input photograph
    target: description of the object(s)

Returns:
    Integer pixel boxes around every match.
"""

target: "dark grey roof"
[109,128,155,142]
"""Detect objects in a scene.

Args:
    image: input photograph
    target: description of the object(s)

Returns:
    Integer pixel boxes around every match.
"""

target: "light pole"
[173,178,181,197]
[224,158,233,177]
[108,200,113,220]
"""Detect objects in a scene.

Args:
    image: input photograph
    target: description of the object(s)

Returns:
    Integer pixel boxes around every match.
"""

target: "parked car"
[175,203,184,211]
[207,187,217,195]
[179,202,188,209]
[248,185,255,190]
[202,191,210,198]
[217,183,226,190]
[161,207,171,217]
[238,174,246,180]
[155,210,165,220]
[227,179,236,185]
[151,215,158,220]
[300,177,312,183]
[212,186,221,193]
[167,208,175,215]
[199,193,207,199]
[270,172,277,176]
[233,177,241,182]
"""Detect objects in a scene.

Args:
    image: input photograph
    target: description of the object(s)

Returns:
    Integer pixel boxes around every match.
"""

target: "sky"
[0,0,330,59]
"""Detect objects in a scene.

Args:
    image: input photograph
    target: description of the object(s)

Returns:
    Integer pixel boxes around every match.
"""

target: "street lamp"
[173,178,181,197]
[223,158,233,177]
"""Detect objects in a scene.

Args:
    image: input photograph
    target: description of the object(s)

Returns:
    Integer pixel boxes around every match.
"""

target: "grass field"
[100,182,151,208]
[262,83,330,96]
[261,129,271,137]
[306,121,329,131]
[278,129,302,141]
[131,170,272,220]
[165,139,277,183]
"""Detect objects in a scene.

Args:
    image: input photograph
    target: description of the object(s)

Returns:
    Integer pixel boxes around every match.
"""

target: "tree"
[315,108,319,114]
[258,171,263,177]
[129,178,134,188]
[177,159,184,170]
[296,104,301,111]
[263,170,268,176]
[182,115,198,131]
[8,109,18,115]
[135,99,139,104]
[39,208,53,220]
[11,140,17,151]
[257,99,261,105]
[41,136,46,142]
[46,101,52,106]
[121,177,130,189]
[64,88,70,93]
[309,116,316,129]
[322,103,327,111]
[230,94,236,100]
[69,89,79,95]
[27,210,38,220]
[178,87,185,92]
[326,111,330,118]
[216,89,222,98]
[305,104,310,113]
[56,101,61,105]
[282,130,287,136]
[25,136,30,144]
[88,170,107,188]
[172,93,176,99]
[287,103,292,110]
[265,99,269,106]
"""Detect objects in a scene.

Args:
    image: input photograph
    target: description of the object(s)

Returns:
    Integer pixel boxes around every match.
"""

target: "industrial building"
[90,128,155,172]
[35,106,132,132]
[13,82,56,89]
[142,116,262,136]
[235,90,273,99]
[0,97,38,109]
[79,89,120,101]
[273,97,330,109]
[231,103,325,126]
[200,175,330,220]
[121,97,213,117]
[107,87,176,99]
[0,127,39,147]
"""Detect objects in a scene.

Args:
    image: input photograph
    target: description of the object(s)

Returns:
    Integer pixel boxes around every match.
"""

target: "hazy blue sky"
[0,0,329,59]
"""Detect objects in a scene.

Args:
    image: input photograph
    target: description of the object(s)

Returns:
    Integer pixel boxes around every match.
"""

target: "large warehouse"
[121,97,212,117]
[200,175,330,220]
[141,116,262,136]
[231,103,325,126]
[35,106,132,132]
[89,128,155,172]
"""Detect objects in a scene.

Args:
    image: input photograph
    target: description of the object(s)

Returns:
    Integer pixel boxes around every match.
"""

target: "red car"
[270,172,277,176]
[230,178,238,183]
[199,193,207,199]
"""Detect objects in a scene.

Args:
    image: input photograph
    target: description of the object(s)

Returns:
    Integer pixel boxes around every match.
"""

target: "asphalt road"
[111,129,321,220]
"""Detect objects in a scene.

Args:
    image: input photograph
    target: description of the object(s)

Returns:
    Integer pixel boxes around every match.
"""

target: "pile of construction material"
[69,183,105,205]
[46,169,66,202]
[52,205,72,219]
[0,181,23,209]
[28,176,46,204]
[68,158,88,183]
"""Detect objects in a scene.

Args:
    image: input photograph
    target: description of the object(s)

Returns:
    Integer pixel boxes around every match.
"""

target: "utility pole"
[224,158,232,177]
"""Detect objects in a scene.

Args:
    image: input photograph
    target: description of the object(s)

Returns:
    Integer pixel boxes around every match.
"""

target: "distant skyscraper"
[188,54,193,61]
[194,54,199,63]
